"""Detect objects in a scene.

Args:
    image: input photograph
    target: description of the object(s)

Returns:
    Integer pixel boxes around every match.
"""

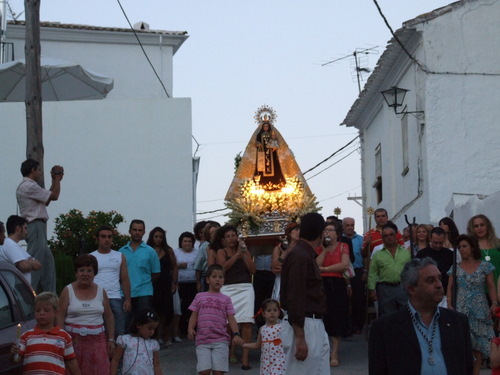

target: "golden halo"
[254,105,277,125]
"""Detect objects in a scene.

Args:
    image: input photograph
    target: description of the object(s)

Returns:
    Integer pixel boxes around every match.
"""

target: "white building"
[341,0,500,232]
[0,21,194,242]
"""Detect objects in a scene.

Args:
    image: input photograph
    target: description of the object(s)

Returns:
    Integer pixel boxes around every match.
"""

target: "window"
[373,144,382,203]
[401,111,409,176]
[0,284,13,329]
[1,271,35,322]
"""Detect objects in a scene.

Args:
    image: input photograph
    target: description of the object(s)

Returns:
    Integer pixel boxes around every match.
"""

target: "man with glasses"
[368,222,411,317]
[415,227,454,307]
[91,225,131,336]
[362,208,404,258]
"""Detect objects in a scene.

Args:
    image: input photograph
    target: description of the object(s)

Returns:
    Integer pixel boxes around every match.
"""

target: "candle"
[16,323,21,343]
[14,323,21,362]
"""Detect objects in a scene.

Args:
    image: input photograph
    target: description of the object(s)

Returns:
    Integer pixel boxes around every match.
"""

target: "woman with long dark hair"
[439,217,459,249]
[447,235,496,375]
[214,225,256,370]
[316,221,350,367]
[146,226,177,346]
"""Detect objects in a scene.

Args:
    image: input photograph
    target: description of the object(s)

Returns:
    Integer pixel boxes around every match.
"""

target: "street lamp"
[380,86,424,118]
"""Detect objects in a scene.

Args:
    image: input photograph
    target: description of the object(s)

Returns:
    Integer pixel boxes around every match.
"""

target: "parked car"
[0,261,36,374]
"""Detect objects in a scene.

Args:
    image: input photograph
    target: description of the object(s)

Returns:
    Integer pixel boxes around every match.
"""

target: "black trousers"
[351,268,366,331]
[253,270,275,315]
[178,282,198,336]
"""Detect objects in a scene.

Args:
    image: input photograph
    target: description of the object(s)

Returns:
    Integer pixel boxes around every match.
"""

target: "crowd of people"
[2,159,500,374]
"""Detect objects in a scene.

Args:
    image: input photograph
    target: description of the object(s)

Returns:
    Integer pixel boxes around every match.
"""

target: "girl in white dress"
[111,309,161,375]
[242,299,286,375]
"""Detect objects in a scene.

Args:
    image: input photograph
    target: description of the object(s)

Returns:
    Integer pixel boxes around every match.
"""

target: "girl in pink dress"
[243,299,285,375]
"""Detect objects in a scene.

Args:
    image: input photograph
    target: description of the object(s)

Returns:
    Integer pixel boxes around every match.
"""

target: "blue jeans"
[109,298,126,337]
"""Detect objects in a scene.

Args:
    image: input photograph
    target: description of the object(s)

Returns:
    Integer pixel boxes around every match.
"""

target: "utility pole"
[25,0,45,187]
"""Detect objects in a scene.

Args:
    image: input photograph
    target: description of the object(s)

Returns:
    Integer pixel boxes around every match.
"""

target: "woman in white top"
[173,231,198,338]
[57,254,114,375]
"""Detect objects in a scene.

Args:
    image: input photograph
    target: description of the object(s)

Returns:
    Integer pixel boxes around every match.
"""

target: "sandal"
[330,359,340,367]
[229,357,238,364]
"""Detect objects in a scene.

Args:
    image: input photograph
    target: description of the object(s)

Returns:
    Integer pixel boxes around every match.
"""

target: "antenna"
[6,1,24,21]
[322,46,379,93]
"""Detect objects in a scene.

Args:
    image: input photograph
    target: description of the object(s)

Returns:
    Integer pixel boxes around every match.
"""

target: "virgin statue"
[255,119,285,190]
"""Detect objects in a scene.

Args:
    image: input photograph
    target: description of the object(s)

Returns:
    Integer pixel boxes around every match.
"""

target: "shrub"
[49,209,129,293]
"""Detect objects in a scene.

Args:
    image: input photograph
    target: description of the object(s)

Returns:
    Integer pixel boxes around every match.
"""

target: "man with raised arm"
[16,159,64,292]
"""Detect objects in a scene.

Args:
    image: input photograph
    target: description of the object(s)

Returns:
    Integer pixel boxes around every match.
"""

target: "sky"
[6,0,450,233]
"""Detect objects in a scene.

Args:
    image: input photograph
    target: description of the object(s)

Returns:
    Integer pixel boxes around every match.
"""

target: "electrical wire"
[319,185,361,202]
[116,0,205,147]
[116,0,171,98]
[372,0,500,77]
[371,0,425,71]
[302,136,359,175]
[305,148,359,180]
[196,207,228,215]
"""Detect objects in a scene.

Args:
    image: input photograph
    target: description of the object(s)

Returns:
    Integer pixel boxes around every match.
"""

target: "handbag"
[343,262,355,279]
[340,243,355,279]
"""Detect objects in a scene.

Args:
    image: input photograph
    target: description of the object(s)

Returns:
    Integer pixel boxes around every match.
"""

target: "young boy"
[11,292,80,375]
[188,264,244,375]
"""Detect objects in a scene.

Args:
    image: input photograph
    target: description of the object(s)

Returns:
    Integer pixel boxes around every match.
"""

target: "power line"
[116,0,171,98]
[115,0,202,147]
[196,207,228,215]
[371,0,424,71]
[198,198,225,204]
[302,136,359,175]
[305,148,359,180]
[372,0,500,77]
[319,185,361,202]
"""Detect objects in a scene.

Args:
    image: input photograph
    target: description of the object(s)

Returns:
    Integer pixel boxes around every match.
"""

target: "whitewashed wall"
[0,98,193,245]
[359,0,500,230]
[1,24,193,245]
[420,0,500,225]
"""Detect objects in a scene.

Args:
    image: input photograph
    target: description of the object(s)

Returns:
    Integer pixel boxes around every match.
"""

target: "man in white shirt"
[0,221,5,245]
[16,159,63,292]
[91,225,131,336]
[0,215,41,284]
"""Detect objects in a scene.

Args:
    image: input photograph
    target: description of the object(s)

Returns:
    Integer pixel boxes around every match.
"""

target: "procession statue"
[225,105,320,236]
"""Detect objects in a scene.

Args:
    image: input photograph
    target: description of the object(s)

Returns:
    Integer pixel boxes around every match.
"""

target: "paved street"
[159,330,493,374]
[159,332,369,374]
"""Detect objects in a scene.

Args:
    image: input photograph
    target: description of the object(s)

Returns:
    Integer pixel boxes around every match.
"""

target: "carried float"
[225,105,320,247]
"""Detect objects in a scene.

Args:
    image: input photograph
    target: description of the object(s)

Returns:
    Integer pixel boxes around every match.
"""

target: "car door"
[0,263,36,375]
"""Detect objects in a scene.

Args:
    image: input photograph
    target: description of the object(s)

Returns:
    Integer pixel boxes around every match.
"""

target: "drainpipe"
[0,0,6,63]
[359,130,367,231]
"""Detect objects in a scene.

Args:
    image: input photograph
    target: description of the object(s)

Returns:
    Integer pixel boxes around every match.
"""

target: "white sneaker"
[174,336,182,343]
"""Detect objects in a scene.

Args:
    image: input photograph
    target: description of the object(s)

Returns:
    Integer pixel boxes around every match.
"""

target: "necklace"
[407,304,437,366]
[484,249,491,262]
